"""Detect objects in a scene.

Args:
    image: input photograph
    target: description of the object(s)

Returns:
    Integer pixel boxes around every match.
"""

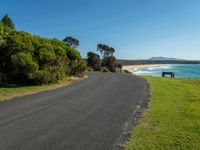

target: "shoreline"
[122,64,171,71]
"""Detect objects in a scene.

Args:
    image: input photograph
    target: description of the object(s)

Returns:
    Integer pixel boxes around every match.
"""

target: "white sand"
[122,64,171,71]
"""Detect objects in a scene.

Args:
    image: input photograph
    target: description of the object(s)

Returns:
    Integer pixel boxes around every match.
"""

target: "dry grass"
[0,76,87,101]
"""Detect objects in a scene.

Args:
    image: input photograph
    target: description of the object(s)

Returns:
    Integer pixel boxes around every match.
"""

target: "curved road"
[0,72,147,150]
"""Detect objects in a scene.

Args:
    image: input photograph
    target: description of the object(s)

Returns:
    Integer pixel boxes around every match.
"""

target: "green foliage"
[0,22,13,47]
[0,21,86,85]
[0,73,7,86]
[11,52,38,72]
[65,47,86,75]
[63,36,79,48]
[95,43,118,72]
[34,70,51,85]
[6,31,35,56]
[67,48,81,61]
[1,14,15,29]
[0,23,4,45]
[87,51,101,71]
[68,59,86,76]
[101,56,117,72]
[11,52,38,82]
[97,43,115,58]
[38,46,56,65]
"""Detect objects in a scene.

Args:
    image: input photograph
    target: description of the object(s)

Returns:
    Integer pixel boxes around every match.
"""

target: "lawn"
[126,76,200,150]
[0,77,84,101]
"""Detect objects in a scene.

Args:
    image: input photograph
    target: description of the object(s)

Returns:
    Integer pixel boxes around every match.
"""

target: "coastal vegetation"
[0,15,86,86]
[126,76,200,150]
[87,52,101,71]
[117,59,200,66]
[87,44,122,72]
[63,36,79,48]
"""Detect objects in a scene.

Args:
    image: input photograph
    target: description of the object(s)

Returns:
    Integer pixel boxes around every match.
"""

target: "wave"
[132,64,200,78]
[134,70,151,74]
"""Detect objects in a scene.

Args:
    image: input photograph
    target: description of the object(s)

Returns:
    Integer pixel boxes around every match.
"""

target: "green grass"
[126,76,200,150]
[0,77,82,101]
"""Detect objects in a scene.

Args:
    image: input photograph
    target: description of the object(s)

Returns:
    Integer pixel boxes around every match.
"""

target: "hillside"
[149,57,182,61]
[116,59,200,66]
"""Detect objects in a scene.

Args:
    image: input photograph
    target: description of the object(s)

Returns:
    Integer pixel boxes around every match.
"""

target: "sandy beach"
[122,64,171,71]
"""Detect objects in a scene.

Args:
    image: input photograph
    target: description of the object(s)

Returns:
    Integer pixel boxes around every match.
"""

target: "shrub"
[101,56,116,72]
[0,73,7,86]
[38,46,56,66]
[0,20,86,85]
[35,70,51,85]
[11,52,39,82]
[68,60,86,76]
[66,48,81,61]
[87,51,101,71]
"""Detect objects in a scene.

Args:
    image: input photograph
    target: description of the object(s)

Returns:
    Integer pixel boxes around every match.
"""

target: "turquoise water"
[132,64,200,78]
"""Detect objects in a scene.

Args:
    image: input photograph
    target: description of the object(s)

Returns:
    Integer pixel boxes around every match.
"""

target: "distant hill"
[116,59,200,66]
[149,57,183,61]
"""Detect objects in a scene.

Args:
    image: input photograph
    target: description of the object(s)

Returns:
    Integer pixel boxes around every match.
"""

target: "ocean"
[132,64,200,78]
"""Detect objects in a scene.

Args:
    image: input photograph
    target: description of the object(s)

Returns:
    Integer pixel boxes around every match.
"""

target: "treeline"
[87,44,122,72]
[116,59,200,66]
[0,15,86,86]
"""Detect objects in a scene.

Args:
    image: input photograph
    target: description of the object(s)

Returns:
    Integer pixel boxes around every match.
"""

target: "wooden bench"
[162,71,175,78]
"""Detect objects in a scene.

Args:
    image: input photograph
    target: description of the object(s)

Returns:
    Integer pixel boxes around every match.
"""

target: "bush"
[69,60,86,76]
[66,48,81,61]
[11,52,39,82]
[0,73,7,86]
[0,21,86,85]
[0,23,5,46]
[87,51,101,71]
[38,46,56,66]
[101,56,116,72]
[35,70,51,85]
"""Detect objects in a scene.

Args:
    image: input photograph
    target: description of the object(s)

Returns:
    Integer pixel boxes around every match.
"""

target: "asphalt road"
[0,72,147,150]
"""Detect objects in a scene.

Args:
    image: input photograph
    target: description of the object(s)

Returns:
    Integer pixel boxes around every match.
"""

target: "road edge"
[112,74,151,150]
[0,76,88,101]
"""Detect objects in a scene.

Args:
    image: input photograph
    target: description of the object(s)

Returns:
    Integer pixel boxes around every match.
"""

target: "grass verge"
[0,76,86,101]
[125,76,200,150]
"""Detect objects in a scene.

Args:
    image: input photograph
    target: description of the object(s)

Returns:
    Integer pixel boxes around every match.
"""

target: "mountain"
[149,57,183,61]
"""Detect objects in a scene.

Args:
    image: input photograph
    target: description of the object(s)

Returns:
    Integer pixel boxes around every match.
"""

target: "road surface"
[0,72,147,150]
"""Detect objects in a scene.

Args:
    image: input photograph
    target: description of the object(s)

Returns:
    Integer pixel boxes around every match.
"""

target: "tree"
[1,14,15,29]
[63,36,79,48]
[87,51,101,71]
[115,63,122,72]
[96,43,117,72]
[101,56,117,72]
[96,43,115,58]
[0,23,5,46]
[97,43,104,57]
[110,47,115,56]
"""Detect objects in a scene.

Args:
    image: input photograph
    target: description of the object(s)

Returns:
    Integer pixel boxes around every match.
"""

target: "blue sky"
[1,0,200,60]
